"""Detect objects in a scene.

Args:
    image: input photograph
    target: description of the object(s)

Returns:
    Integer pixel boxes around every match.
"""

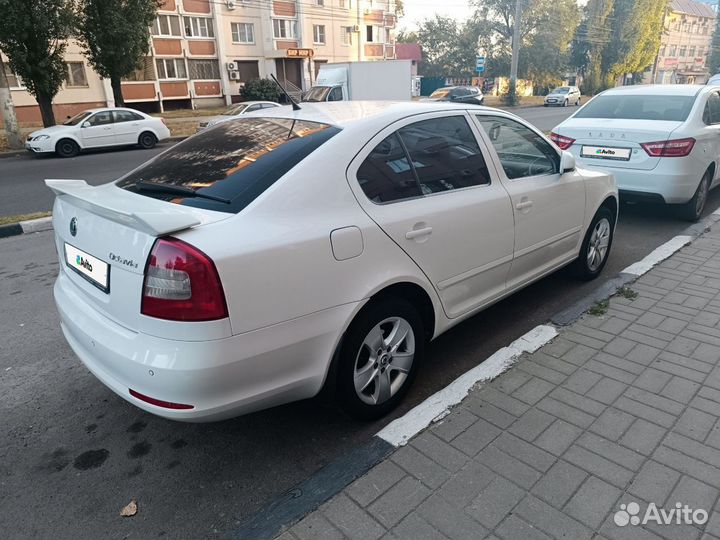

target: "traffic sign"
[476,56,486,74]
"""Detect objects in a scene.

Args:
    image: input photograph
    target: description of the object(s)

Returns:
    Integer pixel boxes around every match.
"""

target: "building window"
[670,45,677,56]
[313,25,326,44]
[366,25,382,43]
[317,0,324,5]
[698,46,704,57]
[184,17,214,38]
[152,15,181,36]
[339,0,347,7]
[156,58,187,79]
[689,46,696,57]
[659,45,666,56]
[341,26,353,45]
[123,57,156,81]
[188,59,220,79]
[231,22,255,43]
[679,45,687,57]
[272,19,297,39]
[65,62,88,87]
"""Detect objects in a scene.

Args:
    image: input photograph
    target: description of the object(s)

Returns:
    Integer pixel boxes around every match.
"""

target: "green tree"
[0,0,75,126]
[395,29,418,43]
[242,79,280,102]
[77,0,161,107]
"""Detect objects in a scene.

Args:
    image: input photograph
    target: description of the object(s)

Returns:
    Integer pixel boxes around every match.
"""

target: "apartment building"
[2,0,397,121]
[651,0,716,84]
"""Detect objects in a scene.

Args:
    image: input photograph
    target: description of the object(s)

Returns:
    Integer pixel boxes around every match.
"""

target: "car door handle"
[516,200,533,210]
[103,127,112,130]
[405,226,433,240]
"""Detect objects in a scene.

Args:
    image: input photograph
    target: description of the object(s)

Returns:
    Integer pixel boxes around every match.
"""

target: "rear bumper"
[572,155,704,204]
[54,271,360,421]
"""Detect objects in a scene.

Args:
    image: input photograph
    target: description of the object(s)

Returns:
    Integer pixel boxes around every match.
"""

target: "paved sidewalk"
[278,227,720,540]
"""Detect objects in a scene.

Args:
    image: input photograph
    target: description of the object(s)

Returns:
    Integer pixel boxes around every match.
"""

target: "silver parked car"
[544,86,582,107]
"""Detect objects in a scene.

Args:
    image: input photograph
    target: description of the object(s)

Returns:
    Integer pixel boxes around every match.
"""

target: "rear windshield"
[116,118,340,213]
[574,94,696,121]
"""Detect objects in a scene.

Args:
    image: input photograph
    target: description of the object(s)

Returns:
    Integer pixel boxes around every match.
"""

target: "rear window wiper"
[135,181,231,204]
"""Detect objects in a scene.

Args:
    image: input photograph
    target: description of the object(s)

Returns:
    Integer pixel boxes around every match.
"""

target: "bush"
[242,78,280,102]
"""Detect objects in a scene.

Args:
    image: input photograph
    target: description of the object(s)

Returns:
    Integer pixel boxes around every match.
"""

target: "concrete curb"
[0,216,53,239]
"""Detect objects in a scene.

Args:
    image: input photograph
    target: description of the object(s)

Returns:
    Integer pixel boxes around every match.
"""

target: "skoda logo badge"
[70,217,77,237]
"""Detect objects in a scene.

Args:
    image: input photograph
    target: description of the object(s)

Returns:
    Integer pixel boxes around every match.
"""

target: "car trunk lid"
[556,118,684,171]
[47,179,230,332]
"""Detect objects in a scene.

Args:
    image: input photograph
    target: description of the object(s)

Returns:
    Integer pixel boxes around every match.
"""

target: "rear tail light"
[550,132,575,150]
[641,137,695,157]
[141,237,228,321]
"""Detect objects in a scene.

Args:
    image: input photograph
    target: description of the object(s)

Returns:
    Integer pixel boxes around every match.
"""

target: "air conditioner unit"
[227,0,237,9]
[227,61,238,71]
[352,24,360,32]
[229,71,241,80]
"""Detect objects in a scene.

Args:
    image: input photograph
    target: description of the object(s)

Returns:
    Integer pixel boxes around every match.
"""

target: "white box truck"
[302,60,412,102]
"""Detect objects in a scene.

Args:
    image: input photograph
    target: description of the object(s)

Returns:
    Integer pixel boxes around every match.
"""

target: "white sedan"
[551,84,720,221]
[196,101,281,132]
[47,102,617,421]
[26,107,171,158]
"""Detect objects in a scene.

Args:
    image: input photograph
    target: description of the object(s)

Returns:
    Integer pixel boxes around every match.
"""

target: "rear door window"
[87,111,113,126]
[703,92,720,125]
[356,133,422,203]
[117,118,340,213]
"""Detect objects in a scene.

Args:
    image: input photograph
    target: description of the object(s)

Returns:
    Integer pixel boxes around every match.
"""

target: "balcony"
[384,44,395,59]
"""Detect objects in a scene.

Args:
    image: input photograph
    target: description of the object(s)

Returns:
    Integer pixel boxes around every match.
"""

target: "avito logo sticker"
[596,148,616,155]
[76,255,93,272]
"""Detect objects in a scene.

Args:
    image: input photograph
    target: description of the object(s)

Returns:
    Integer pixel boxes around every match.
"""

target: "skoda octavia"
[48,102,617,421]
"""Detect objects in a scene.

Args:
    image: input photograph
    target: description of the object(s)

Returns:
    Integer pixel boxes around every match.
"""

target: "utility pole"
[0,59,22,149]
[508,0,522,105]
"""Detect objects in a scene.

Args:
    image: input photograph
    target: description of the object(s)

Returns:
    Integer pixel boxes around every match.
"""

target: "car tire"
[577,98,581,106]
[138,131,157,149]
[336,297,425,420]
[55,139,80,158]
[571,206,615,281]
[563,99,569,107]
[679,169,711,222]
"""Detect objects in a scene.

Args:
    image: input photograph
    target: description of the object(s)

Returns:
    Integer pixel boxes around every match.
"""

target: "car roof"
[601,84,705,97]
[80,107,146,114]
[246,101,494,128]
[234,101,279,106]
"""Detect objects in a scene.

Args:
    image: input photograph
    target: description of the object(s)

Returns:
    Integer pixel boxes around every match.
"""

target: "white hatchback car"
[551,84,720,220]
[26,107,171,158]
[47,102,617,421]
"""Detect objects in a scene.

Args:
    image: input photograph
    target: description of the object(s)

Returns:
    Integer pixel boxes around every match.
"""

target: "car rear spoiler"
[45,179,201,236]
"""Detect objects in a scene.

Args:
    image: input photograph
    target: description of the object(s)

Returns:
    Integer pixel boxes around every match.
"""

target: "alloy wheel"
[586,217,611,272]
[353,317,415,405]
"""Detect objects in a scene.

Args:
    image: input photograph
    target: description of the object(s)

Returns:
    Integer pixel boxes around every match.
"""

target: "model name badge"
[109,252,139,269]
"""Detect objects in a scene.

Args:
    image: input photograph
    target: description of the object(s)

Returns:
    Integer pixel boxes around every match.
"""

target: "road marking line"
[621,235,693,277]
[376,324,557,447]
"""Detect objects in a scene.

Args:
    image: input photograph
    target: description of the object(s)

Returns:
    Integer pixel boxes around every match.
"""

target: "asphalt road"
[0,105,573,218]
[1,103,710,539]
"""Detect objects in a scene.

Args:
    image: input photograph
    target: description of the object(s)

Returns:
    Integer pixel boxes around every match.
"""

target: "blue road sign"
[476,56,486,74]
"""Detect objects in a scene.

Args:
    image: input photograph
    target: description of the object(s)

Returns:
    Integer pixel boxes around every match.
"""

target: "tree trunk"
[0,60,23,149]
[111,76,124,107]
[36,92,56,127]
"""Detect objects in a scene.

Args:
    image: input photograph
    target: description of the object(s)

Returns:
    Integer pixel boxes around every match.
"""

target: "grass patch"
[0,211,52,226]
[617,286,638,300]
[153,107,227,119]
[588,299,609,316]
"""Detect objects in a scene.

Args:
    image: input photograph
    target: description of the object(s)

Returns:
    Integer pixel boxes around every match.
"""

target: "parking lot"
[2,104,718,539]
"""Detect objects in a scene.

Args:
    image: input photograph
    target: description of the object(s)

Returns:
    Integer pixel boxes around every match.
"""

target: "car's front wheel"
[563,99,569,107]
[337,297,425,419]
[576,98,581,106]
[572,206,615,280]
[138,131,157,149]
[679,169,711,222]
[55,139,80,158]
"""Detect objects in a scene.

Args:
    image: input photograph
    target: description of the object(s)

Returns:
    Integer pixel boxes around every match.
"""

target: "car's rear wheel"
[55,139,79,158]
[572,206,615,280]
[337,297,424,419]
[563,99,569,107]
[576,98,581,106]
[138,131,157,149]
[679,169,711,222]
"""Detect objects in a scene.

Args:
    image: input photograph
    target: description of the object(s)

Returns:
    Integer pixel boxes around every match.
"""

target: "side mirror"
[81,121,91,128]
[560,150,576,173]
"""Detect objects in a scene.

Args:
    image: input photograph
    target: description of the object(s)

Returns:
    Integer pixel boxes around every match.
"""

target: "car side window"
[356,133,423,203]
[703,92,720,125]
[113,110,143,123]
[475,115,559,179]
[245,104,262,112]
[398,116,491,194]
[86,111,113,126]
[328,87,343,101]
